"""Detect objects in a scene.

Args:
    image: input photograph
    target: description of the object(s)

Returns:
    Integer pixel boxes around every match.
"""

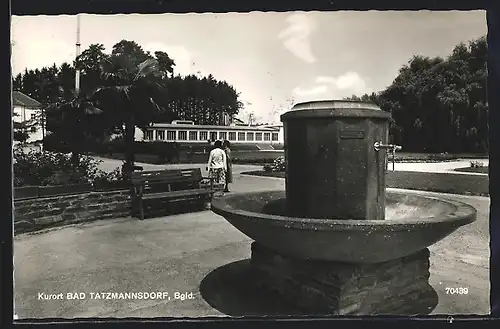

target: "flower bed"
[263,156,285,172]
[13,148,122,188]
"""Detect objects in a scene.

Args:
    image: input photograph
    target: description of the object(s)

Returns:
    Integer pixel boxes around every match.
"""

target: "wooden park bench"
[131,168,214,220]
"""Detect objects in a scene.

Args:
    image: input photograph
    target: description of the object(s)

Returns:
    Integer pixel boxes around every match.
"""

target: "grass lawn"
[454,166,489,174]
[246,171,285,178]
[242,170,489,197]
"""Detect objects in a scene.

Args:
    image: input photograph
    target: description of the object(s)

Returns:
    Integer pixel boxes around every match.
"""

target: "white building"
[256,123,284,145]
[138,120,284,147]
[12,91,44,151]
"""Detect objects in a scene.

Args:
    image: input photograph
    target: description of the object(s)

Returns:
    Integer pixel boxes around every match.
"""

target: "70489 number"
[445,287,468,295]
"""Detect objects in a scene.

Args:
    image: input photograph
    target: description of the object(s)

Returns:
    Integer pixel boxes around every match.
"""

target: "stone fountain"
[211,100,477,315]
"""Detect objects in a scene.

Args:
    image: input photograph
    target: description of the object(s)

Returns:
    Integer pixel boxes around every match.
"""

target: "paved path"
[387,159,488,175]
[93,156,489,176]
[92,156,260,177]
[14,169,490,318]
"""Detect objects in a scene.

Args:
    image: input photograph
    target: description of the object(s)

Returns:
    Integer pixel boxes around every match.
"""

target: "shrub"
[470,160,484,168]
[427,153,457,161]
[262,156,286,172]
[95,140,180,162]
[42,132,72,153]
[13,147,123,187]
[232,157,277,164]
[263,164,273,172]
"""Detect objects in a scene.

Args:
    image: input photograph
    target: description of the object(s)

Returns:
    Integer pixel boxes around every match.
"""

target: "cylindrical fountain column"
[281,100,392,220]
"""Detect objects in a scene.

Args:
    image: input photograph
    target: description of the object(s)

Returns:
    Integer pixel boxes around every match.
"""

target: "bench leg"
[139,198,145,221]
[204,194,213,210]
[199,196,208,210]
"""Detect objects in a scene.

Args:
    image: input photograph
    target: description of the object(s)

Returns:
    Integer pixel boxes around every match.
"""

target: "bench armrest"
[200,176,214,191]
[133,185,144,197]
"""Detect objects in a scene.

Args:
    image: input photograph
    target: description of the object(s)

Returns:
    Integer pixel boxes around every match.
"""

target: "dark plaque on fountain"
[211,100,477,316]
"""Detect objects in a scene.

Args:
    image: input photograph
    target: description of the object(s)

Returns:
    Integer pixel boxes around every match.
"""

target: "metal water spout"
[374,141,402,171]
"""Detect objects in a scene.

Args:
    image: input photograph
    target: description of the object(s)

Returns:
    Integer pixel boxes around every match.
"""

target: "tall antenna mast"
[75,14,81,95]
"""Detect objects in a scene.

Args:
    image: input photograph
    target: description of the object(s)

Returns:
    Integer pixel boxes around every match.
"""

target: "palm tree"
[45,88,102,167]
[93,55,172,178]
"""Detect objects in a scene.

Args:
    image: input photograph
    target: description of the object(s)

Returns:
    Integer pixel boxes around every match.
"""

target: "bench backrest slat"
[131,169,203,187]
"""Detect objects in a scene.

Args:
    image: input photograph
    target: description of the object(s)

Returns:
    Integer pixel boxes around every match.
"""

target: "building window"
[166,130,176,141]
[272,133,279,141]
[189,131,198,141]
[210,131,218,142]
[237,132,245,141]
[178,130,187,140]
[199,131,208,141]
[247,132,254,141]
[228,132,236,141]
[219,131,227,141]
[156,130,165,141]
[144,130,153,140]
[264,133,271,141]
[255,132,262,141]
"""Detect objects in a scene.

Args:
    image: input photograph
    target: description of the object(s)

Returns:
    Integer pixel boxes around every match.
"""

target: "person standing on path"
[222,140,233,192]
[207,140,227,195]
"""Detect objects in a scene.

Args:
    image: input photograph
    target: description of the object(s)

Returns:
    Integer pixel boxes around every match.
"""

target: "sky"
[11,11,487,124]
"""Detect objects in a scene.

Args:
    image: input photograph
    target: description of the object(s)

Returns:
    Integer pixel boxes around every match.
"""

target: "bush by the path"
[14,147,123,187]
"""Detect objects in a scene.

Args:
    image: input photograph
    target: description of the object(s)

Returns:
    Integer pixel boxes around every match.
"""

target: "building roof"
[232,117,245,124]
[258,123,283,128]
[148,123,279,131]
[12,91,41,108]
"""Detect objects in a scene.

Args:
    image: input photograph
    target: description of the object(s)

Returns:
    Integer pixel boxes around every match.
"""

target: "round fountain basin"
[211,190,476,263]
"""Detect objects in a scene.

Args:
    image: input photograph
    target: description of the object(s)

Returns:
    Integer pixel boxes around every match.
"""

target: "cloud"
[315,72,370,94]
[278,13,316,63]
[292,85,328,97]
[292,72,372,100]
[315,76,337,84]
[143,42,198,76]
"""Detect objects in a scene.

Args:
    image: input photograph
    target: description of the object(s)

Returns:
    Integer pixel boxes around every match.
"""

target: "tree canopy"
[156,74,243,125]
[12,40,244,141]
[344,36,488,154]
[12,39,245,175]
[14,37,488,156]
